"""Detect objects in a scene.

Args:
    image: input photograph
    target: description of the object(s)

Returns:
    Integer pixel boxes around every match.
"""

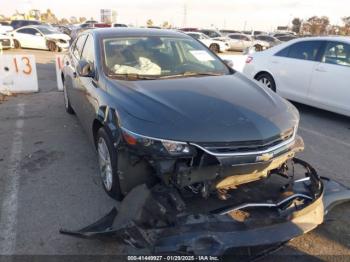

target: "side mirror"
[223,59,234,68]
[35,32,42,36]
[76,59,94,77]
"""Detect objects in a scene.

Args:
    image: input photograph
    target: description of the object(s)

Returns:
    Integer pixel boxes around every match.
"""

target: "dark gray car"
[60,28,350,255]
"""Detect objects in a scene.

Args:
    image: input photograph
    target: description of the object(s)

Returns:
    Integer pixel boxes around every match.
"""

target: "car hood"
[109,73,298,143]
[46,33,70,41]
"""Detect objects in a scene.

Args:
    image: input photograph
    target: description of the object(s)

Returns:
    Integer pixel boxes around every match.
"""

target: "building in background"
[100,9,117,24]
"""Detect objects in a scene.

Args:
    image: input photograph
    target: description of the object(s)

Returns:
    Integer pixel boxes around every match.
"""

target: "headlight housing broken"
[121,127,194,156]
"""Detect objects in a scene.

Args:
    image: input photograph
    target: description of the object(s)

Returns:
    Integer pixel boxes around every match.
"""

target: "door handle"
[271,60,279,64]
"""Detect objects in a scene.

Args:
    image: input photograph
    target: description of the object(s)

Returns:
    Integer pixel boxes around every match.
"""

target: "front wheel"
[255,73,276,92]
[96,128,123,200]
[209,44,220,53]
[254,44,263,52]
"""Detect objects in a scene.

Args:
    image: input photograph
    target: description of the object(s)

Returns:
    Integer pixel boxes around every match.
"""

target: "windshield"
[37,26,60,35]
[103,36,231,79]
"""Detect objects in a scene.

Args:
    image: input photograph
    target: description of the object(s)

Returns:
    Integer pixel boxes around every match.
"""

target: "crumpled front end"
[60,158,350,255]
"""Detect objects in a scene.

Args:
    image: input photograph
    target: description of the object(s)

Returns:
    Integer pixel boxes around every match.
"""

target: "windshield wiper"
[108,73,160,80]
[159,71,223,79]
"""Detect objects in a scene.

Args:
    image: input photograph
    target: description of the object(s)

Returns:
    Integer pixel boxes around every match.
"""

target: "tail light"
[246,56,253,63]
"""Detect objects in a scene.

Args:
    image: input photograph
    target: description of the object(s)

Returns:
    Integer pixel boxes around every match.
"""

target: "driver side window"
[73,35,87,59]
[81,35,95,64]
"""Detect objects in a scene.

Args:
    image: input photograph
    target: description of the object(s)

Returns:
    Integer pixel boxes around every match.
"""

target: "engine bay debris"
[60,158,350,256]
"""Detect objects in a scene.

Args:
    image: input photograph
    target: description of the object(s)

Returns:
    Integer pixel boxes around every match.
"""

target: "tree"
[291,18,302,34]
[59,18,69,25]
[146,19,154,27]
[306,16,329,35]
[162,21,172,29]
[342,17,350,35]
[41,9,58,24]
[79,17,87,23]
[70,16,78,24]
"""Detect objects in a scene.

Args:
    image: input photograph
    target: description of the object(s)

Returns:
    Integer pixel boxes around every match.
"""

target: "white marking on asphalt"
[299,127,350,148]
[0,103,25,255]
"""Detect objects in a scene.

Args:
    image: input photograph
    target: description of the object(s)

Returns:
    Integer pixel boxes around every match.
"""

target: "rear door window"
[321,41,350,67]
[228,35,241,40]
[287,41,323,61]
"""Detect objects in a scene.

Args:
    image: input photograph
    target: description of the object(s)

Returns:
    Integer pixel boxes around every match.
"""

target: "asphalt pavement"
[0,49,349,260]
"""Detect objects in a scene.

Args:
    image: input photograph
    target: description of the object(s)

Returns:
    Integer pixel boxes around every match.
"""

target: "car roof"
[185,31,201,35]
[285,36,350,45]
[296,36,350,42]
[15,25,47,30]
[90,28,190,39]
[228,33,250,36]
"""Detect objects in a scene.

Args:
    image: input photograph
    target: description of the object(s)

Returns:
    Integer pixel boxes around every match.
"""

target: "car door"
[308,41,350,115]
[228,35,243,50]
[64,34,88,113]
[269,40,324,103]
[16,28,46,49]
[74,34,100,133]
[241,35,253,49]
[13,28,31,47]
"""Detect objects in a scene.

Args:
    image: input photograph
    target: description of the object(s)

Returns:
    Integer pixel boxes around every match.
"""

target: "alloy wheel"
[97,137,113,191]
[259,77,272,88]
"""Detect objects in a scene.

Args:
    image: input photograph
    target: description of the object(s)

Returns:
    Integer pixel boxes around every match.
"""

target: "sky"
[1,0,349,31]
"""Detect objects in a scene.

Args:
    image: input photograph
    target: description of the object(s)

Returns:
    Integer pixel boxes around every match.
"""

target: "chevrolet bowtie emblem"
[256,152,274,162]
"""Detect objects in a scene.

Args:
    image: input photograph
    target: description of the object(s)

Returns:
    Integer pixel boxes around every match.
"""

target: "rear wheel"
[96,128,123,200]
[209,44,220,53]
[48,41,58,52]
[255,73,276,92]
[13,40,21,49]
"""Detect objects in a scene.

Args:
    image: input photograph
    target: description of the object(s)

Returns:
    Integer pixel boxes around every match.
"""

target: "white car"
[185,32,229,53]
[243,36,350,117]
[11,25,71,52]
[227,33,270,52]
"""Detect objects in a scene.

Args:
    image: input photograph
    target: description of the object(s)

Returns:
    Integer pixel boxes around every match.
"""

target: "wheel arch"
[92,106,121,149]
[254,70,274,80]
[254,70,277,92]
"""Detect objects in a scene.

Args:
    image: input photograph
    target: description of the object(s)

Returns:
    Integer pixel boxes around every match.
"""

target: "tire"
[254,44,263,52]
[48,41,58,52]
[13,40,21,49]
[63,81,74,114]
[255,73,276,92]
[209,44,220,53]
[96,128,123,200]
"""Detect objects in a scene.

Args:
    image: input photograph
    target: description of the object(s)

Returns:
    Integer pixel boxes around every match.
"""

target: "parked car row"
[0,20,71,52]
[179,28,294,52]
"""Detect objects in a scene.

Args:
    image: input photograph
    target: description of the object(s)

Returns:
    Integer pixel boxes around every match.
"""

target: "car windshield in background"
[37,26,59,35]
[103,36,230,80]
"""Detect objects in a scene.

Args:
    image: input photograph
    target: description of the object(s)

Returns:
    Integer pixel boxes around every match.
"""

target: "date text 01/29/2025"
[127,256,220,261]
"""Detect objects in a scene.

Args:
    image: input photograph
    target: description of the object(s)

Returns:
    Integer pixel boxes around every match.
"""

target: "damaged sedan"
[60,28,350,255]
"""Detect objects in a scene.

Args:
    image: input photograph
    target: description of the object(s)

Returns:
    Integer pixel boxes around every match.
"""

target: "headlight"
[121,128,194,156]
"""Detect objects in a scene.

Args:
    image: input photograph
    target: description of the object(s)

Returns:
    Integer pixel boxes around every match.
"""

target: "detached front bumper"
[60,158,350,255]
